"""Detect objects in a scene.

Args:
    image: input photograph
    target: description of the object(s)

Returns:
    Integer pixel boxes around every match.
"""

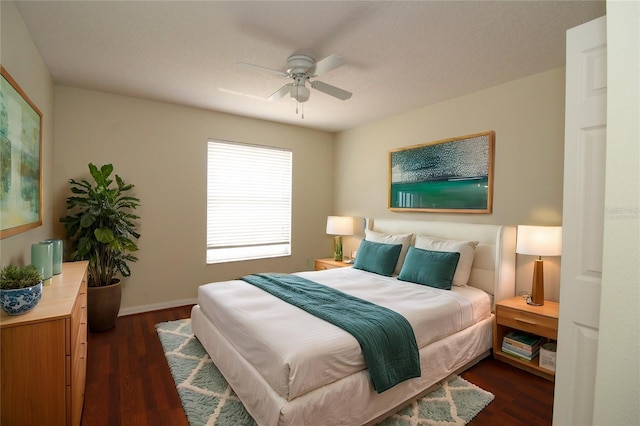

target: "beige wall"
[334,68,566,299]
[52,87,335,312]
[0,2,55,265]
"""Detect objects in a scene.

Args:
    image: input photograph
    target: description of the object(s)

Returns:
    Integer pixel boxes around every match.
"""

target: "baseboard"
[119,298,197,316]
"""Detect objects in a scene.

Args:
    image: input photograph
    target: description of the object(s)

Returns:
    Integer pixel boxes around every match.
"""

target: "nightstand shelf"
[493,296,558,381]
[314,258,353,271]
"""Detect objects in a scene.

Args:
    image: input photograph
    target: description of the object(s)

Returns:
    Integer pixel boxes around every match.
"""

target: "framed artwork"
[389,131,494,213]
[1,65,43,239]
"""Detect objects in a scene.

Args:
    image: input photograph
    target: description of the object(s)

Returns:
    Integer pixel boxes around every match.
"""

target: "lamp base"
[333,235,343,262]
[526,296,544,306]
[527,258,545,306]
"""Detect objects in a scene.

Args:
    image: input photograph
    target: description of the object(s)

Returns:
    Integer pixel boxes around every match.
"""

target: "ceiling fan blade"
[313,54,346,76]
[310,80,352,100]
[268,84,293,101]
[237,62,289,78]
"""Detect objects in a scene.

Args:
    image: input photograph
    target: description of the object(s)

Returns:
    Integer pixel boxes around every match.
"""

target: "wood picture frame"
[389,131,494,213]
[1,65,43,239]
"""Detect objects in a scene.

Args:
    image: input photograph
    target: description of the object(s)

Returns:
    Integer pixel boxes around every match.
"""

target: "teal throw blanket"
[241,273,421,393]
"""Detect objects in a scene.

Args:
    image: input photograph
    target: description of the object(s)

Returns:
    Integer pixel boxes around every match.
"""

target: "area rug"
[157,319,494,426]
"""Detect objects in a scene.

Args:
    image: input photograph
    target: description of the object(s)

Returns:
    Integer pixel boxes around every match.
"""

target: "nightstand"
[493,296,559,381]
[314,258,353,271]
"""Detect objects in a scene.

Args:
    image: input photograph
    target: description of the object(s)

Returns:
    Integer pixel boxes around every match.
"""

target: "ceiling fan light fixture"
[291,85,310,103]
[240,53,350,109]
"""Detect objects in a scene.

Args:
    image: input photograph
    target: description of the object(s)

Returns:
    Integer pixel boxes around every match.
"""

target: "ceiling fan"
[238,53,352,116]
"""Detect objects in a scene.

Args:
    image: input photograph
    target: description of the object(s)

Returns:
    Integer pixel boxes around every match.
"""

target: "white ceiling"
[15,1,605,133]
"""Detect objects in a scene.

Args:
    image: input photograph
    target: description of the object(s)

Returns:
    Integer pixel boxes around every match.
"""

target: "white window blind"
[207,140,292,263]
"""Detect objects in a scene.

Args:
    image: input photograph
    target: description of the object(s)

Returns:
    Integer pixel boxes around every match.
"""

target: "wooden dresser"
[1,261,88,426]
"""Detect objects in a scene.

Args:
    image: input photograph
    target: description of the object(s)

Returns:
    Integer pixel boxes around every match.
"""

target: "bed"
[191,218,516,425]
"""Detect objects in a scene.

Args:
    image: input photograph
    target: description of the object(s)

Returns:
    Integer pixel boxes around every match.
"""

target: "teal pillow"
[353,240,402,276]
[398,246,461,290]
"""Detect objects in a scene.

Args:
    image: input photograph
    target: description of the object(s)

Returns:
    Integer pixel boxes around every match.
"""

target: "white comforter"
[197,267,490,401]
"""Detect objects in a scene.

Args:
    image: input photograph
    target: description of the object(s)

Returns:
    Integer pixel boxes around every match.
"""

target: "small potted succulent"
[0,264,44,315]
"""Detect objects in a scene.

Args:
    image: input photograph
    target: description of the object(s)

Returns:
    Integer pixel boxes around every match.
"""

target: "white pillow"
[414,235,479,286]
[364,229,413,275]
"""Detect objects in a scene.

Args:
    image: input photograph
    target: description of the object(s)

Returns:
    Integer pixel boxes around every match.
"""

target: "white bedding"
[192,305,493,426]
[197,267,491,401]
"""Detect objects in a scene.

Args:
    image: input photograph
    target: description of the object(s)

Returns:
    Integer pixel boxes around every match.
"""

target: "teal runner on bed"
[241,273,421,393]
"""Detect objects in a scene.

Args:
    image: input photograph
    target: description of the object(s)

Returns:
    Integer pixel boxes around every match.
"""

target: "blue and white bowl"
[0,282,43,315]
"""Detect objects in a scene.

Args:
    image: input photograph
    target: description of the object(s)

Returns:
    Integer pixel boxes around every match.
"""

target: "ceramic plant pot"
[0,282,43,315]
[87,279,122,332]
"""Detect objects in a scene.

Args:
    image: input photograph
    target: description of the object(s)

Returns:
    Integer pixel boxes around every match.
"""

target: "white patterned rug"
[157,319,494,426]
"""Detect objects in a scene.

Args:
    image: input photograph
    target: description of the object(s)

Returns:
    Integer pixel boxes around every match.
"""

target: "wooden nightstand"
[493,296,559,381]
[314,258,353,271]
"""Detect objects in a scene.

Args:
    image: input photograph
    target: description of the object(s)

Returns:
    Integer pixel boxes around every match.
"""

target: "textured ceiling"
[14,1,605,132]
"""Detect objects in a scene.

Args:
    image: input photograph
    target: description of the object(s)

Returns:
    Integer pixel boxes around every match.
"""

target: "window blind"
[207,140,292,263]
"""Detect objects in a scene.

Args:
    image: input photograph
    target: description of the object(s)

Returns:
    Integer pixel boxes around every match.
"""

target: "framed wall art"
[1,65,43,239]
[389,131,494,213]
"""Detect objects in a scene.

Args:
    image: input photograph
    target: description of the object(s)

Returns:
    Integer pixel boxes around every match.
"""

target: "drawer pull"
[514,317,537,325]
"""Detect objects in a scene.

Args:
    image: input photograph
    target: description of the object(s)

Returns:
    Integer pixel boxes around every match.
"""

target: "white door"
[553,16,606,426]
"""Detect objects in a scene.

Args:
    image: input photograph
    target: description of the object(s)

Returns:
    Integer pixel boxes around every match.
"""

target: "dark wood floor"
[82,305,554,425]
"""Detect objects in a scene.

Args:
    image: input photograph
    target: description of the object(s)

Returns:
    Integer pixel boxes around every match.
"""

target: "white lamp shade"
[516,225,562,256]
[326,216,354,236]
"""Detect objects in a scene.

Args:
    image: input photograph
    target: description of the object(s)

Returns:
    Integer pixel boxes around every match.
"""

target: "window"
[207,140,292,263]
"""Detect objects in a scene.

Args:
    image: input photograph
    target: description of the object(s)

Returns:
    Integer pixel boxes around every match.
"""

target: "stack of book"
[502,331,542,362]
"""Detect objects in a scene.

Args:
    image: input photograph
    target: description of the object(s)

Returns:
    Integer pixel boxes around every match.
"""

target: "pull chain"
[295,100,305,119]
[293,84,304,119]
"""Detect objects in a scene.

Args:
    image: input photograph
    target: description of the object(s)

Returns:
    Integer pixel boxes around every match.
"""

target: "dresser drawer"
[497,306,558,339]
[71,285,87,355]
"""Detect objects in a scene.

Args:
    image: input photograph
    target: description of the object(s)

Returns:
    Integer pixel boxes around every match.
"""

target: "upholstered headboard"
[366,218,516,308]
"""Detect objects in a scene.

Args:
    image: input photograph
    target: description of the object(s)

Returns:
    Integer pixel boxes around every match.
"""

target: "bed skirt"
[191,305,493,426]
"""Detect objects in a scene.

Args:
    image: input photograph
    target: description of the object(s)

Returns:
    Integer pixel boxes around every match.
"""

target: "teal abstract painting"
[1,66,43,238]
[389,132,494,213]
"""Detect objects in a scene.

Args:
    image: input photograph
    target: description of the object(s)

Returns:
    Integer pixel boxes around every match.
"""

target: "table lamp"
[326,216,354,261]
[516,225,562,306]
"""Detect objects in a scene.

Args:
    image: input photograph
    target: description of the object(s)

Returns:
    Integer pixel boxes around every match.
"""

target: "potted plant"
[60,163,141,331]
[0,264,44,315]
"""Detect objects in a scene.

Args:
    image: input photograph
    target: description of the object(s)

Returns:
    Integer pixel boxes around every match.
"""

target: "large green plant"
[60,163,141,287]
